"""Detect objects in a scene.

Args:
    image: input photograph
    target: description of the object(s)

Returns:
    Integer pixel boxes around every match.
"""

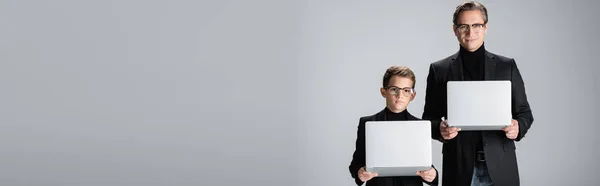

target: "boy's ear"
[380,87,386,98]
[410,91,416,101]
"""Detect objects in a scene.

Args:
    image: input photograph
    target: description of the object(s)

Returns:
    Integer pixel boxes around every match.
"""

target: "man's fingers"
[442,130,459,139]
[449,132,458,139]
[418,171,434,182]
[443,127,460,136]
[425,169,436,181]
[440,121,449,128]
[444,133,457,140]
[506,128,517,135]
[441,123,461,139]
[446,127,458,133]
[506,132,517,139]
[504,124,517,131]
[510,120,518,128]
[417,168,431,175]
[504,120,518,131]
[448,131,458,139]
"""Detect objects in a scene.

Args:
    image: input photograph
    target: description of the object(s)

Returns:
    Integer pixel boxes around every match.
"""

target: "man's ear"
[380,87,386,98]
[410,91,416,101]
[452,24,458,37]
[484,23,488,34]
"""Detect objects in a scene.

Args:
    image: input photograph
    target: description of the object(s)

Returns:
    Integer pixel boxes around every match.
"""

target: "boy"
[348,66,439,186]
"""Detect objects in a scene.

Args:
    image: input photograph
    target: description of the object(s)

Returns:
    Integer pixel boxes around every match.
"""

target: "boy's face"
[380,76,415,113]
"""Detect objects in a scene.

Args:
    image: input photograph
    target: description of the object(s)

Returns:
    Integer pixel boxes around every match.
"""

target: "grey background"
[0,0,299,185]
[0,0,597,186]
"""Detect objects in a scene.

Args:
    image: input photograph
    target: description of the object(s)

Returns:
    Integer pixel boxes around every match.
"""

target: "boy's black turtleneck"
[383,107,409,121]
[459,43,486,154]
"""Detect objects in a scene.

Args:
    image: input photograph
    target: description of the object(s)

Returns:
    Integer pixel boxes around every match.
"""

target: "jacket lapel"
[375,108,386,121]
[484,51,497,80]
[450,51,496,81]
[449,52,464,81]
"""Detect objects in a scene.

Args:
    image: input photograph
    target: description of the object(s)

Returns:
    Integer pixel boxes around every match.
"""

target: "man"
[349,66,438,186]
[422,1,534,186]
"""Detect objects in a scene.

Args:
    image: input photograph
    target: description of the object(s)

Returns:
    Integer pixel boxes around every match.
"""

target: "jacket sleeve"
[510,59,534,141]
[422,63,445,142]
[349,117,367,185]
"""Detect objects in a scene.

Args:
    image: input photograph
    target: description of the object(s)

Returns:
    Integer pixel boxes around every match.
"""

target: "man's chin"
[463,42,482,50]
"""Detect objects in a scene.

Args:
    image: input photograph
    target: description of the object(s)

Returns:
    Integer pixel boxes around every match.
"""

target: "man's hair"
[453,1,488,25]
[382,66,416,88]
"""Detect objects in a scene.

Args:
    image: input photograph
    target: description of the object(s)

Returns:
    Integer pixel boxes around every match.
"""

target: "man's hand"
[416,167,436,183]
[440,119,460,140]
[503,119,519,140]
[358,167,378,182]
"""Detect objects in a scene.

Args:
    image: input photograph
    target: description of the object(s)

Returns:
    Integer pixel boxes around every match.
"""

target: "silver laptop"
[447,80,512,130]
[365,120,432,177]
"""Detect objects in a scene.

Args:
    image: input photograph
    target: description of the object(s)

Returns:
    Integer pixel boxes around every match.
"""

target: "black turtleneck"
[383,107,409,121]
[382,107,410,186]
[460,43,486,81]
[459,43,486,154]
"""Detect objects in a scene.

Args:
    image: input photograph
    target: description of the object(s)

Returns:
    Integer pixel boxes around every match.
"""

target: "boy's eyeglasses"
[385,86,414,97]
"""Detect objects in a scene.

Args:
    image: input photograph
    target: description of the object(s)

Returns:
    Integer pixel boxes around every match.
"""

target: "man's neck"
[460,43,485,60]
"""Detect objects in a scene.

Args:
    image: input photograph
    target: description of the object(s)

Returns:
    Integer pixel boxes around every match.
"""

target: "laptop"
[365,120,432,177]
[447,80,512,130]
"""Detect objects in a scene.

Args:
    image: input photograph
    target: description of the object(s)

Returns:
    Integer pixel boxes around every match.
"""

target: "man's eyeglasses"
[384,86,414,97]
[455,23,486,33]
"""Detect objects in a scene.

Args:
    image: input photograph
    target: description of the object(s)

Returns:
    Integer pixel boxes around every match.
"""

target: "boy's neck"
[386,106,406,114]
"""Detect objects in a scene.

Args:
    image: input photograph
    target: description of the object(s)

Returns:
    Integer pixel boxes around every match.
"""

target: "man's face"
[380,76,415,113]
[453,10,487,52]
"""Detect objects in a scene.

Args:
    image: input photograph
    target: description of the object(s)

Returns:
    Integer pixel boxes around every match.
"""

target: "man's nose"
[465,28,473,36]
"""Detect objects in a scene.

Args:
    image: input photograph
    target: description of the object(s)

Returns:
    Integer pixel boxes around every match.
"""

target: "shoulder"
[426,52,459,78]
[406,111,422,120]
[487,51,516,64]
[358,115,374,124]
[430,52,459,69]
[358,110,384,124]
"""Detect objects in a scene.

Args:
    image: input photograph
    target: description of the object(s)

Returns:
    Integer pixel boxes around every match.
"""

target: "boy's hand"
[358,167,378,182]
[440,119,460,140]
[416,167,436,183]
